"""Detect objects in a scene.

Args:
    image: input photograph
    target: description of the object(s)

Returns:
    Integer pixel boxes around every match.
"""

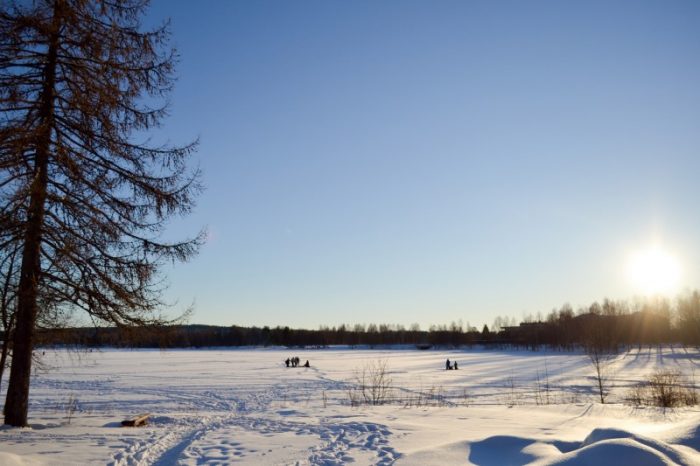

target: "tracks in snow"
[110,378,399,465]
[309,421,399,465]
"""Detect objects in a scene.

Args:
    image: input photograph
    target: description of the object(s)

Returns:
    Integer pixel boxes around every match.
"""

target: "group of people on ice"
[445,358,458,370]
[285,356,310,368]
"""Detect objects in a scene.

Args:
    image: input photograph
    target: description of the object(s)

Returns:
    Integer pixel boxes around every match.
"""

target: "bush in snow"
[348,359,393,406]
[626,369,698,408]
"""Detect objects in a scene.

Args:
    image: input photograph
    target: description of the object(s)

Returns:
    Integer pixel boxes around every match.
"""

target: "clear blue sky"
[146,0,700,329]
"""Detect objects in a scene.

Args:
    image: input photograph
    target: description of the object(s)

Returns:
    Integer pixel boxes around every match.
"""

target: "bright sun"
[626,247,682,296]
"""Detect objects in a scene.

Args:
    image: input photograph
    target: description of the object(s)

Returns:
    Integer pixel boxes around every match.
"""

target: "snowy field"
[1,347,700,465]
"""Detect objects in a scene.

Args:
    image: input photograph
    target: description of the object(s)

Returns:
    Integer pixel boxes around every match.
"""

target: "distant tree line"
[7,291,700,351]
[500,292,700,351]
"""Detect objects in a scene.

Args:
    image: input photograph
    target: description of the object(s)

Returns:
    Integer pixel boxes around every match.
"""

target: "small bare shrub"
[543,361,551,405]
[426,385,448,407]
[626,383,645,407]
[347,359,393,406]
[534,371,543,405]
[585,344,616,404]
[64,394,79,425]
[650,370,698,407]
[625,370,698,408]
[504,375,519,407]
[460,388,471,407]
[561,391,582,404]
[347,385,362,407]
[534,363,552,405]
[402,384,451,408]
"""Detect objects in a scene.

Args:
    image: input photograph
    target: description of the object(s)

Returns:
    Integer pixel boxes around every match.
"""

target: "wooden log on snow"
[121,413,150,427]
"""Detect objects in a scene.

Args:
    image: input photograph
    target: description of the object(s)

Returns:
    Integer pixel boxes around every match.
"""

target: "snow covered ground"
[1,346,700,465]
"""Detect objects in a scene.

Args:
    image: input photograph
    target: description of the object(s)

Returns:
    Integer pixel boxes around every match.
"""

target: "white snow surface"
[1,346,699,465]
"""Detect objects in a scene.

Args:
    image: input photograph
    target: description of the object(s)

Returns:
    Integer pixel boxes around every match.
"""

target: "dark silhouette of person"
[285,358,290,367]
[454,361,458,370]
[446,358,450,370]
[303,360,310,367]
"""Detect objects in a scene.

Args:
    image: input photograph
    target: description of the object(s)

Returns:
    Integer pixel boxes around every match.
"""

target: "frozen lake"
[1,346,700,465]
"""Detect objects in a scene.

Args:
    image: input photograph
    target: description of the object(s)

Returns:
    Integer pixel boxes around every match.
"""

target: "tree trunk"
[3,1,61,427]
[0,315,13,397]
[0,242,18,399]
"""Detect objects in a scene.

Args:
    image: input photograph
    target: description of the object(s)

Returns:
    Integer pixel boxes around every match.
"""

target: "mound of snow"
[659,416,700,452]
[534,427,694,466]
[538,437,677,466]
[396,441,469,465]
[465,428,697,466]
[468,435,539,465]
[582,428,687,464]
[0,452,43,466]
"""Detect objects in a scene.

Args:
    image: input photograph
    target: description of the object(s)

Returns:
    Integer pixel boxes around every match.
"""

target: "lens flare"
[626,247,681,296]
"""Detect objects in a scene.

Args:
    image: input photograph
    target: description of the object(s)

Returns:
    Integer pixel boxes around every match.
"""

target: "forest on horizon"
[25,291,700,351]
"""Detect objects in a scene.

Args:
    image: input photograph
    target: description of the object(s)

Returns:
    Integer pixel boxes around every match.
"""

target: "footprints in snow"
[112,379,400,465]
[182,439,250,464]
[309,421,399,465]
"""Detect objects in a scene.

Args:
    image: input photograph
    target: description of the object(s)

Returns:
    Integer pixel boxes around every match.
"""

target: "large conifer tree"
[0,0,201,426]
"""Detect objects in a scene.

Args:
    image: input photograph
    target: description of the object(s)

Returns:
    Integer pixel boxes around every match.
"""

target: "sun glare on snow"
[626,247,682,296]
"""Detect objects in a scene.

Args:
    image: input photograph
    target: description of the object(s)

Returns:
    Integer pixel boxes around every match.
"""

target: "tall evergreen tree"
[0,0,201,426]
